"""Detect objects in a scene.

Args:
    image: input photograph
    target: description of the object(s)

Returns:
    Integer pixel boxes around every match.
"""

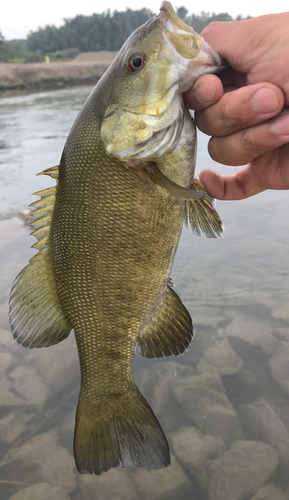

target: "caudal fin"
[74,385,170,475]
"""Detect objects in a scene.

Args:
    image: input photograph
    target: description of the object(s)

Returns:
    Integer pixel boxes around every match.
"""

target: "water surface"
[0,87,289,500]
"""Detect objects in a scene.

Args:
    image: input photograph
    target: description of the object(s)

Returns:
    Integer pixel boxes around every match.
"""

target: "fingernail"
[253,88,279,114]
[195,83,215,105]
[271,112,289,136]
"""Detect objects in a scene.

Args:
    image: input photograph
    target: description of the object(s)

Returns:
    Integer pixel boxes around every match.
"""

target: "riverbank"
[0,51,117,91]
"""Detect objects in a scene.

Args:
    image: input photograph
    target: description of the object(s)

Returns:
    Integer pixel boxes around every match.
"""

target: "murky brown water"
[1,86,289,500]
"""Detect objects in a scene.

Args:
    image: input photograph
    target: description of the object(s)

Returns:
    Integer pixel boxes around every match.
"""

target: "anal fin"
[185,178,224,238]
[135,285,193,358]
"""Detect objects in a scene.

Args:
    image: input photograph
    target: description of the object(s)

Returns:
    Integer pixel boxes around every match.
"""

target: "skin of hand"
[184,13,289,200]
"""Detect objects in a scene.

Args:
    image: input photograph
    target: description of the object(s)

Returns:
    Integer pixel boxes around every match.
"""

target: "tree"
[25,8,251,55]
[176,7,188,21]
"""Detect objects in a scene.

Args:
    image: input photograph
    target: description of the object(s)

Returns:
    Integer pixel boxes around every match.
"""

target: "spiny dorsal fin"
[135,285,193,358]
[9,165,72,348]
[37,165,59,180]
[185,178,224,238]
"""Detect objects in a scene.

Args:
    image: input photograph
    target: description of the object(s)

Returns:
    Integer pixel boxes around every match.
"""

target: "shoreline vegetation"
[0,7,250,94]
[0,52,117,92]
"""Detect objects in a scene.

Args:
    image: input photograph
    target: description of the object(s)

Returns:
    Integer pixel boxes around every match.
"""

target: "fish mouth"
[101,2,227,161]
[158,1,226,86]
[119,3,225,116]
[159,1,199,37]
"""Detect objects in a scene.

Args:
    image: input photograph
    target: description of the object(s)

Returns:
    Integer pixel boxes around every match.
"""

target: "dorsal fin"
[9,166,72,348]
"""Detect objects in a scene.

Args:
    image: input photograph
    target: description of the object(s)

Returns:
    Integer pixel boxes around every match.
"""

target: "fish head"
[101,1,225,160]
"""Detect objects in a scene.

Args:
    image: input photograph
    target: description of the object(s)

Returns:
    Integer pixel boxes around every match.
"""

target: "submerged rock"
[173,372,242,444]
[0,327,10,345]
[136,360,195,431]
[136,361,195,414]
[196,329,243,376]
[225,314,277,355]
[271,305,289,320]
[0,352,15,376]
[9,483,71,500]
[208,441,278,500]
[249,483,287,500]
[269,342,289,395]
[131,454,190,500]
[77,466,139,500]
[4,433,75,490]
[0,365,51,406]
[33,334,79,393]
[273,327,289,342]
[171,426,225,489]
[0,409,35,445]
[240,398,289,463]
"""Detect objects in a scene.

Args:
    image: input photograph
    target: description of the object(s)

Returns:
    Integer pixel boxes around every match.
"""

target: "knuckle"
[220,98,236,129]
[241,126,272,151]
[241,129,254,149]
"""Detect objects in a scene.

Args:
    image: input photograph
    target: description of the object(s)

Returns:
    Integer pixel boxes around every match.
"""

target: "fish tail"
[74,385,170,475]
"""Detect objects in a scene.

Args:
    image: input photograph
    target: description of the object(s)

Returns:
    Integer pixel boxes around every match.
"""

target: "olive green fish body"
[9,2,225,475]
[51,88,195,472]
[54,111,186,383]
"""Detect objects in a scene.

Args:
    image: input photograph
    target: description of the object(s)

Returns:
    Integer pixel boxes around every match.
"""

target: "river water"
[0,86,289,500]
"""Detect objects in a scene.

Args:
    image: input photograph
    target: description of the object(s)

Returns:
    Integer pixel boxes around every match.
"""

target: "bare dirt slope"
[0,52,118,91]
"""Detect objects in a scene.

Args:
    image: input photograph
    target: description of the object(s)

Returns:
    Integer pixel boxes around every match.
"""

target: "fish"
[9,1,224,475]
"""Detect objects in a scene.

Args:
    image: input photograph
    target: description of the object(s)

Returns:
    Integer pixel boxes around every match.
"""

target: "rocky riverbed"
[1,86,288,499]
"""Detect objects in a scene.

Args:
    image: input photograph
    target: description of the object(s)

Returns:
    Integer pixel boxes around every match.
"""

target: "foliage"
[24,51,44,63]
[26,9,154,54]
[188,12,232,32]
[46,48,80,61]
[0,8,251,62]
[0,34,27,62]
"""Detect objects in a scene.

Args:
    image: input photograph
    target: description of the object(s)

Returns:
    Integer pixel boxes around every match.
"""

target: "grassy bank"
[0,52,117,92]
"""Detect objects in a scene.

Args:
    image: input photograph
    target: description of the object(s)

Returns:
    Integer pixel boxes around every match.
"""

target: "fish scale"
[9,1,225,475]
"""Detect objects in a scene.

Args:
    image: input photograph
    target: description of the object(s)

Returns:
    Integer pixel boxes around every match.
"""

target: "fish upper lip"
[159,1,196,35]
[198,40,227,69]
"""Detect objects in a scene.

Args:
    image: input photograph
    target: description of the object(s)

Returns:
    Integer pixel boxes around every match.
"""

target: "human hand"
[185,13,289,200]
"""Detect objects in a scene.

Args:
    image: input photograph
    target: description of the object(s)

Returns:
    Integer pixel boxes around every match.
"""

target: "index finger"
[195,83,285,138]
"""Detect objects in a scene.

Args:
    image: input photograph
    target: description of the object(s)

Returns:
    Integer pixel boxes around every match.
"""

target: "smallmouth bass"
[9,2,224,475]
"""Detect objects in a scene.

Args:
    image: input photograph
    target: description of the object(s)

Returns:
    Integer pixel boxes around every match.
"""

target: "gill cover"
[100,1,223,161]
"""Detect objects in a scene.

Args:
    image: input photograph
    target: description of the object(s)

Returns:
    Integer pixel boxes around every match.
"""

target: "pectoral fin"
[144,163,205,200]
[135,285,193,358]
[185,179,224,238]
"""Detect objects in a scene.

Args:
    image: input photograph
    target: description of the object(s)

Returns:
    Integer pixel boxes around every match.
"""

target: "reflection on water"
[0,87,289,500]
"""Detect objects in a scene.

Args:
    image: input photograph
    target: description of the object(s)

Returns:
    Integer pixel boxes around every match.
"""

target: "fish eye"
[126,52,146,72]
